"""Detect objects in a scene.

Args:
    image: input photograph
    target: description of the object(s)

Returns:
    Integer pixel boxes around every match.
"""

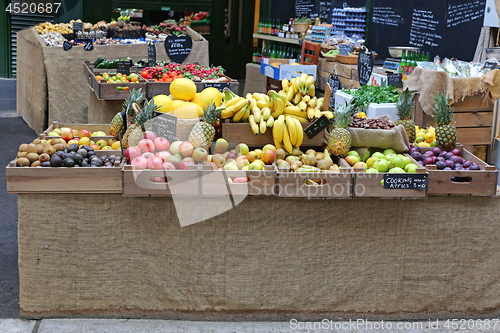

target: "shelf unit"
[253,33,301,45]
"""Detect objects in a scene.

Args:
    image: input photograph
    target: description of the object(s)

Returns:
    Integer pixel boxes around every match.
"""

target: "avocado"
[63,153,74,160]
[41,161,51,167]
[72,153,84,164]
[81,145,92,152]
[55,151,65,158]
[67,143,79,152]
[77,149,88,157]
[62,157,75,167]
[81,161,89,167]
[50,155,62,167]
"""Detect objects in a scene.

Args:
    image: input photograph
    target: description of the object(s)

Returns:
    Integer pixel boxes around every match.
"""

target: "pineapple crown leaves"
[122,88,144,116]
[396,88,416,119]
[202,102,223,125]
[135,99,158,128]
[432,91,454,125]
[333,101,354,128]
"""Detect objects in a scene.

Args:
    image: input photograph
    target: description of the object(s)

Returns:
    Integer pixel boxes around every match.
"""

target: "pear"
[301,154,317,166]
[306,149,317,156]
[290,160,303,171]
[292,148,302,157]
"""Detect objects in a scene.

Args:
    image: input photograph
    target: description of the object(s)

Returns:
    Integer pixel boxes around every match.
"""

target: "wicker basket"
[321,52,338,62]
[321,45,338,54]
[177,118,201,141]
[336,54,359,65]
[292,23,310,33]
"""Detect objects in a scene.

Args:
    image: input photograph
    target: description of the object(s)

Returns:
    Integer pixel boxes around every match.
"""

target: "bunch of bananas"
[272,115,303,153]
[280,74,333,121]
[220,89,251,121]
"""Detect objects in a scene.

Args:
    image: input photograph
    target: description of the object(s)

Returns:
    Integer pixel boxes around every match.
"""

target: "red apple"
[72,129,80,138]
[78,129,91,138]
[246,151,257,163]
[233,177,249,183]
[143,131,157,142]
[261,149,276,165]
[203,162,217,170]
[236,156,249,169]
[60,127,74,141]
[150,157,164,170]
[165,155,182,169]
[212,153,226,167]
[131,156,148,170]
[179,142,194,157]
[226,152,237,161]
[169,141,183,155]
[192,147,208,163]
[124,146,142,162]
[162,162,176,170]
[154,137,170,152]
[138,139,155,153]
[155,151,171,162]
[179,160,196,170]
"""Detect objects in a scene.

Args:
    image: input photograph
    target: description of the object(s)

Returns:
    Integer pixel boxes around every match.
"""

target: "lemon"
[424,132,434,143]
[416,135,426,143]
[417,142,430,147]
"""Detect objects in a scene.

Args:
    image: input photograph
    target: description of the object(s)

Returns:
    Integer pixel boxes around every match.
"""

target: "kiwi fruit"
[53,143,65,151]
[39,153,50,162]
[49,138,62,145]
[44,146,56,155]
[36,144,45,154]
[19,143,28,152]
[30,160,41,167]
[27,143,38,153]
[32,138,41,145]
[26,153,40,163]
[17,151,28,158]
[16,157,30,167]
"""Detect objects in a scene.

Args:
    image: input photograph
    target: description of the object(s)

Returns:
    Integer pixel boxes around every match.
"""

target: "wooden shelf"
[253,33,301,45]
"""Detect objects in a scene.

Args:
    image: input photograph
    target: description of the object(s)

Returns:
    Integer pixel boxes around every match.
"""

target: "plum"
[411,151,422,161]
[445,160,456,170]
[436,161,447,170]
[423,151,434,157]
[463,160,472,168]
[450,155,462,164]
[451,148,461,156]
[439,151,447,158]
[431,147,442,156]
[470,164,481,170]
[432,156,438,164]
[424,157,434,165]
[437,157,445,163]
[444,167,452,170]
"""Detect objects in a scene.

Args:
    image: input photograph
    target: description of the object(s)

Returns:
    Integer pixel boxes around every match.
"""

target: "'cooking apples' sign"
[165,34,192,63]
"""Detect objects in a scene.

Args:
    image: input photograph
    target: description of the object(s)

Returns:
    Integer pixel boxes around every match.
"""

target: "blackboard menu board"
[165,35,192,64]
[319,1,332,20]
[148,113,178,142]
[383,174,427,189]
[295,0,316,18]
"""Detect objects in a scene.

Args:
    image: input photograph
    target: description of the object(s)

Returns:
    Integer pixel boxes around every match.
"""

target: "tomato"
[162,73,169,80]
[121,78,128,83]
[123,87,130,91]
[141,70,149,79]
[102,73,109,79]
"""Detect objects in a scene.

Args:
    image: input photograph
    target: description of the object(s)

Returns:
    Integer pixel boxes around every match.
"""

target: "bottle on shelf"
[399,50,406,76]
[257,47,262,64]
[410,51,417,74]
[270,43,277,59]
[252,48,258,63]
[257,19,262,34]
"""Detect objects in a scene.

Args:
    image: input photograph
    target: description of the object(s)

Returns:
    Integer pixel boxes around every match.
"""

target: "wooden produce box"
[276,157,353,198]
[84,61,147,100]
[199,164,276,196]
[316,59,360,92]
[6,159,123,194]
[425,147,498,196]
[146,77,239,99]
[41,121,113,142]
[122,164,199,197]
[353,154,428,199]
[221,120,326,148]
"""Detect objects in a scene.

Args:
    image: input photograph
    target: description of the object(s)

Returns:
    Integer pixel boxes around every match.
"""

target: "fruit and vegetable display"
[94,57,133,69]
[342,85,399,109]
[276,148,341,174]
[95,72,141,85]
[409,145,482,171]
[140,63,226,82]
[45,127,121,151]
[344,148,420,174]
[14,138,120,168]
[418,56,496,77]
[35,22,73,35]
[349,115,396,130]
[142,21,188,36]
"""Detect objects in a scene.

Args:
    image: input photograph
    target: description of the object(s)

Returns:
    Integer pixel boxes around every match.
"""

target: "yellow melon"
[190,93,203,107]
[199,87,223,109]
[171,100,185,110]
[150,94,172,113]
[169,78,197,101]
[170,102,200,119]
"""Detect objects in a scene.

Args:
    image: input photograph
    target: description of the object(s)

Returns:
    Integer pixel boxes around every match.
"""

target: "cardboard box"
[260,62,317,81]
[261,58,297,65]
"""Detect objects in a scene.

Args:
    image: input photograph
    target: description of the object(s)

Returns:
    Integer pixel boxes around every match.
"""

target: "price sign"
[203,82,230,92]
[117,61,130,75]
[148,112,178,142]
[84,42,94,51]
[328,74,340,109]
[387,73,403,88]
[357,48,374,86]
[73,22,83,33]
[148,43,156,67]
[63,40,72,51]
[348,43,355,53]
[165,34,192,63]
[339,44,349,56]
[483,62,498,70]
[383,174,427,189]
[304,115,331,139]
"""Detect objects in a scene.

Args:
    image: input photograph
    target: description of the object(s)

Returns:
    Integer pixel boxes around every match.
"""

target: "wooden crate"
[316,59,360,92]
[353,154,428,199]
[221,120,326,148]
[199,164,276,196]
[276,156,353,198]
[122,164,199,197]
[41,121,113,142]
[146,77,239,99]
[6,159,123,194]
[425,147,498,196]
[84,61,147,100]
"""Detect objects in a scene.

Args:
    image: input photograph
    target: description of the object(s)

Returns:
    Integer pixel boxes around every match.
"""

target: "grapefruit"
[150,95,172,113]
[169,78,196,101]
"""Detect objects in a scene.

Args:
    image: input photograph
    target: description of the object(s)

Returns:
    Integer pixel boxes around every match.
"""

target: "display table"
[16,27,210,134]
[18,193,500,320]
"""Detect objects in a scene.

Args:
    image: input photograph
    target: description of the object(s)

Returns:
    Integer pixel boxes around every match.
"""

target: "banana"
[242,104,251,122]
[274,115,285,142]
[294,92,302,105]
[262,107,271,121]
[250,97,257,110]
[267,115,274,127]
[252,93,265,102]
[245,93,253,100]
[249,115,259,135]
[316,97,324,110]
[305,75,315,89]
[282,79,289,93]
[308,85,315,97]
[274,140,283,149]
[263,94,270,102]
[307,107,315,120]
[273,96,284,115]
[286,88,294,102]
[226,96,244,108]
[300,73,308,88]
[288,115,309,123]
[234,99,250,112]
[308,96,317,108]
[286,116,297,146]
[293,118,304,148]
[284,105,301,113]
[278,90,285,96]
[314,108,322,119]
[321,111,334,119]
[232,103,248,122]
[256,100,271,109]
[259,119,267,134]
[282,123,293,153]
[302,95,311,103]
[284,109,307,118]
[291,77,299,93]
[287,101,294,107]
[221,108,236,119]
[298,101,308,112]
[253,107,262,123]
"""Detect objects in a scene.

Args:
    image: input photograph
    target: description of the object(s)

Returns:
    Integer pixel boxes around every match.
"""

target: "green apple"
[401,156,412,167]
[388,167,405,173]
[347,150,360,158]
[363,149,371,162]
[383,148,396,156]
[366,156,379,168]
[389,156,404,169]
[372,152,386,160]
[404,163,418,173]
[373,158,390,172]
[385,153,397,161]
[366,168,379,173]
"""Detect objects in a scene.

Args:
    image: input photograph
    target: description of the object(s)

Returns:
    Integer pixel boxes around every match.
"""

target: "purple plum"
[436,161,447,170]
[431,147,442,156]
[444,167,453,170]
[432,156,438,164]
[451,148,461,156]
[450,155,462,164]
[424,157,434,165]
[463,160,472,168]
[470,164,481,170]
[445,160,456,170]
[423,151,434,157]
[439,151,448,158]
[437,157,445,163]
[411,151,422,161]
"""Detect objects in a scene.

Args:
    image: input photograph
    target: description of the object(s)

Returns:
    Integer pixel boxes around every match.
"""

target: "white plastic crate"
[335,90,398,121]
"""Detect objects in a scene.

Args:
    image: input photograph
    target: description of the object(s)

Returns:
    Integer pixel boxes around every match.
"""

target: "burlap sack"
[177,118,200,141]
[348,124,410,153]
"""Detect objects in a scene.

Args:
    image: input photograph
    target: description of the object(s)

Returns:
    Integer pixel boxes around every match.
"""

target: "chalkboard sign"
[304,115,331,139]
[383,173,427,189]
[328,74,340,109]
[483,62,498,70]
[165,34,192,64]
[148,43,156,67]
[348,43,355,53]
[295,0,315,18]
[63,40,72,51]
[357,49,374,86]
[204,82,230,92]
[84,42,93,51]
[387,73,403,87]
[339,44,349,56]
[117,61,130,75]
[319,1,332,20]
[73,22,83,33]
[148,112,178,142]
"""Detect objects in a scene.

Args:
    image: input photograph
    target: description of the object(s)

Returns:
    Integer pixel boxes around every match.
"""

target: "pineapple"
[188,102,223,150]
[122,99,157,149]
[432,91,456,149]
[109,88,144,139]
[327,102,353,157]
[395,87,416,142]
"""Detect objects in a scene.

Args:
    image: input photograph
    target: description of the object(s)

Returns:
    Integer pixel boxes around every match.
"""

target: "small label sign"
[63,40,72,51]
[84,42,94,51]
[339,44,349,56]
[358,48,374,86]
[148,43,156,67]
[204,82,230,92]
[148,112,178,142]
[117,61,131,75]
[304,115,331,139]
[328,74,340,109]
[73,22,83,33]
[387,73,403,88]
[483,61,497,70]
[165,34,192,64]
[347,43,355,53]
[383,174,427,190]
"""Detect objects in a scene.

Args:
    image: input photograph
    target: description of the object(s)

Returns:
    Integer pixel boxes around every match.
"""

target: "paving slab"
[0,319,36,333]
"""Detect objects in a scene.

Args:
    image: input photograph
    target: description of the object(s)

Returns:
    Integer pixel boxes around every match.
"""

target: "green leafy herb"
[342,86,399,109]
